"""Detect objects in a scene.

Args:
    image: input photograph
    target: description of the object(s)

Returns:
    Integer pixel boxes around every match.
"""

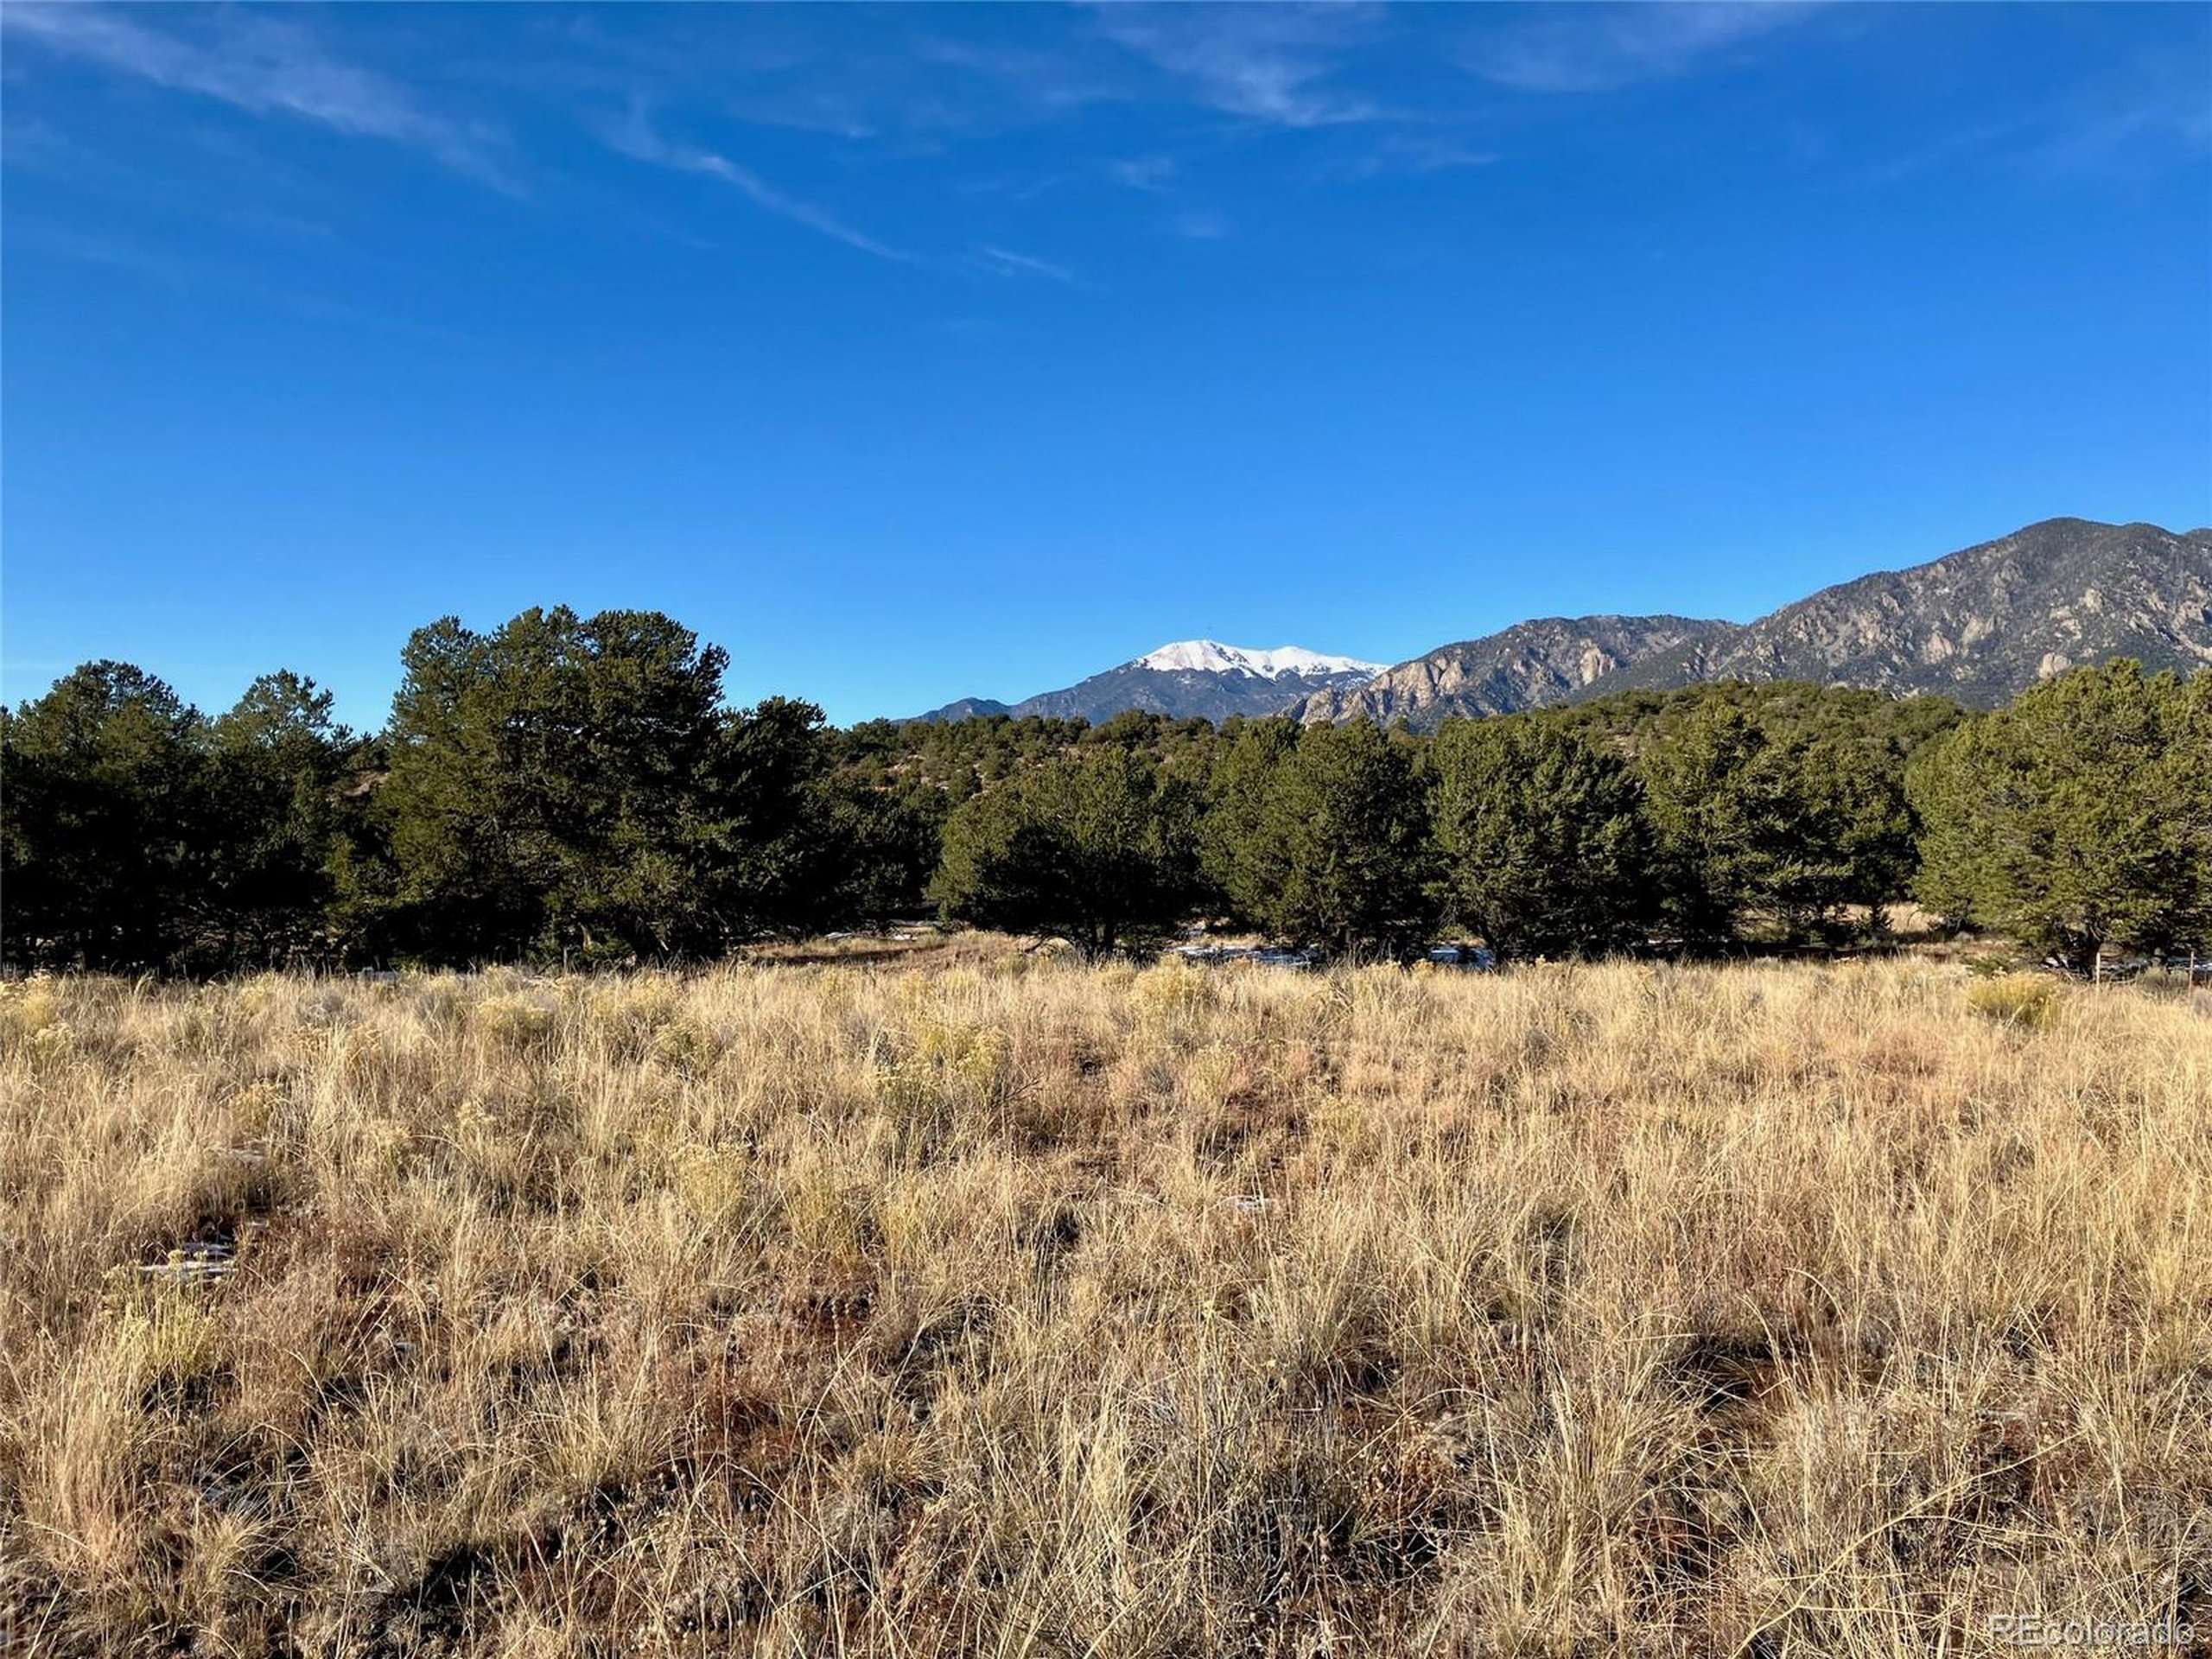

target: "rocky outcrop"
[1592,518,2212,707]
[1290,615,1738,728]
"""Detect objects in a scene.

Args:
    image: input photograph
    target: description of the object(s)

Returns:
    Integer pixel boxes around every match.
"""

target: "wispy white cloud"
[1857,118,2035,188]
[1323,130,1500,182]
[9,218,470,340]
[913,35,1122,118]
[1105,155,1178,193]
[1099,150,1228,244]
[0,3,516,187]
[1854,43,2207,188]
[1463,3,1818,95]
[604,105,913,264]
[1095,4,1386,129]
[551,22,1122,148]
[975,245,1077,284]
[725,97,881,144]
[7,220,198,283]
[1169,209,1230,242]
[2023,50,2212,174]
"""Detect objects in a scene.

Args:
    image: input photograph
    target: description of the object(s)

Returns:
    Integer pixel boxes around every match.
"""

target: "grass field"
[3,944,2208,1656]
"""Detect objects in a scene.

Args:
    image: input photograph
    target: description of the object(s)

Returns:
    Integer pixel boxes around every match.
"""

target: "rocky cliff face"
[1289,615,1737,728]
[1593,518,2212,707]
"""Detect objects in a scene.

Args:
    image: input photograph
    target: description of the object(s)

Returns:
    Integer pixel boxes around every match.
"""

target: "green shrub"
[1966,974,2060,1029]
[474,992,558,1053]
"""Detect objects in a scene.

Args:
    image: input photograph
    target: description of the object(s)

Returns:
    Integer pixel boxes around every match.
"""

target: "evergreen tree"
[1,662,207,969]
[704,694,846,940]
[1214,721,1435,958]
[1640,706,1919,947]
[1197,718,1302,922]
[2166,671,2212,955]
[814,780,944,931]
[377,608,823,963]
[200,672,357,966]
[1638,704,1792,946]
[1908,661,2212,965]
[1772,733,1916,940]
[931,747,1198,957]
[1429,719,1655,959]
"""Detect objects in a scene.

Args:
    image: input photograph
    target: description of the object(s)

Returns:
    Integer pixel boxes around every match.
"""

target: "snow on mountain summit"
[913,639,1389,722]
[1133,641,1386,680]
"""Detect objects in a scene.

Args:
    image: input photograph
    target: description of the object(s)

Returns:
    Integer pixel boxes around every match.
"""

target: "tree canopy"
[1908,660,2211,965]
[1207,720,1436,958]
[374,608,836,963]
[2,662,209,969]
[5,615,2201,974]
[931,747,1198,958]
[1430,720,1653,960]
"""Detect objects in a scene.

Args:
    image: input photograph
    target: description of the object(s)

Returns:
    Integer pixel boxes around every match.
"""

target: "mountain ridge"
[1574,518,2212,711]
[1287,614,1736,727]
[905,519,2212,729]
[913,639,1385,725]
[1300,517,2211,729]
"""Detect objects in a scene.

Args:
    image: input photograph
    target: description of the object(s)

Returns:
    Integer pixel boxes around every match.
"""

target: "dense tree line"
[3,608,2205,971]
[3,664,363,972]
[2,612,939,970]
[925,690,1950,962]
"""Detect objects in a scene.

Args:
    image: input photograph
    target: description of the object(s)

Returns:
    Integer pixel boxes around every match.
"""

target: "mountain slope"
[1288,616,1738,729]
[916,641,1387,725]
[1586,518,2212,708]
[912,518,2209,730]
[917,696,1013,721]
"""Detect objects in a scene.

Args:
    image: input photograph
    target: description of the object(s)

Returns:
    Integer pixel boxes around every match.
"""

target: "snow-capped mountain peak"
[913,639,1388,723]
[1133,640,1385,681]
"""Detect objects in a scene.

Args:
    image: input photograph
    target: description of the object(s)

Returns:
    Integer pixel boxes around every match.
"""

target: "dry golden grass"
[2,949,2208,1656]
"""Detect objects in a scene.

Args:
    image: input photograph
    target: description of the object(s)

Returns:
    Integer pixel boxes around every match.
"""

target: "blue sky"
[4,3,2208,727]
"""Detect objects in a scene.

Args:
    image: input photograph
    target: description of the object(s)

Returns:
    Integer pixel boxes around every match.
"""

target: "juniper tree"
[931,747,1199,957]
[200,672,358,965]
[1210,720,1436,958]
[1,662,207,969]
[1638,704,1793,947]
[1908,661,2212,965]
[1429,718,1655,959]
[376,608,828,963]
